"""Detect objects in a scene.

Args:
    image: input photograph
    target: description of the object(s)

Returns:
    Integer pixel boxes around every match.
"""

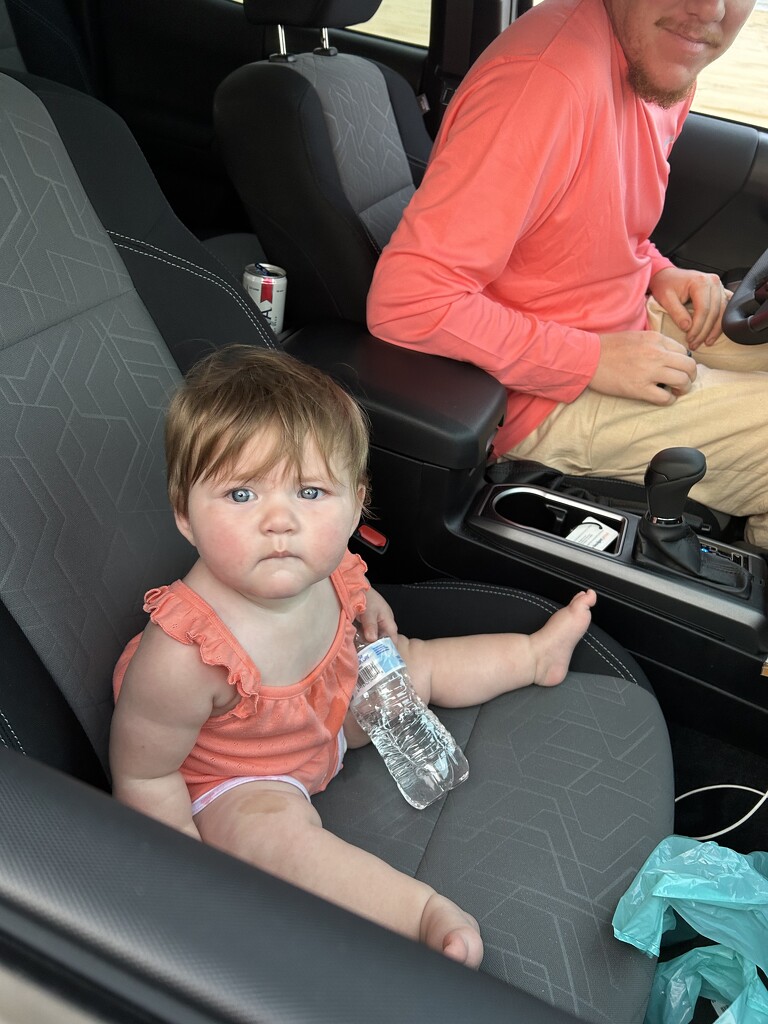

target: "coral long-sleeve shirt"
[367,0,692,452]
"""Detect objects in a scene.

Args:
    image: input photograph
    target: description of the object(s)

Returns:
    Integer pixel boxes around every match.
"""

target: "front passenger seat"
[214,0,432,326]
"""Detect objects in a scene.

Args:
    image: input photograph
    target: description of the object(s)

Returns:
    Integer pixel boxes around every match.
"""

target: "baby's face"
[175,430,364,605]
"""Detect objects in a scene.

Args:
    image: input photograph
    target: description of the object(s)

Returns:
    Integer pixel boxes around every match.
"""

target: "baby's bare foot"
[420,892,483,968]
[532,589,596,687]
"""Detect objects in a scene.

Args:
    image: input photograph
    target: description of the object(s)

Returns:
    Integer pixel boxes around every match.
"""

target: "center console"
[286,321,768,753]
[468,479,768,652]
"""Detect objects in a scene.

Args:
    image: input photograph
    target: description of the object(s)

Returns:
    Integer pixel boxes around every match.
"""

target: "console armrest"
[284,322,507,471]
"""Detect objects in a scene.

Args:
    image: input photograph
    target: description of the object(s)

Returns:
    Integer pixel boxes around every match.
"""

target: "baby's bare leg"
[399,590,596,706]
[195,780,483,967]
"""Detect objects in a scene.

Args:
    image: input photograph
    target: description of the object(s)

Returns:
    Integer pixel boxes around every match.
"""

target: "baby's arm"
[357,586,398,642]
[109,625,220,839]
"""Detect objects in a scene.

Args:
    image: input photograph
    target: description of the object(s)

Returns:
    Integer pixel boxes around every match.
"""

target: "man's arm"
[368,60,601,405]
[369,59,699,407]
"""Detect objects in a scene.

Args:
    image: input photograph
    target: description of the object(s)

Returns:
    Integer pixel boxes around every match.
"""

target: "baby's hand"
[358,587,398,642]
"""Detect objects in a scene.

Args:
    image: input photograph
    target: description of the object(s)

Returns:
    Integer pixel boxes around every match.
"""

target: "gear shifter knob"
[644,447,706,524]
[637,447,749,591]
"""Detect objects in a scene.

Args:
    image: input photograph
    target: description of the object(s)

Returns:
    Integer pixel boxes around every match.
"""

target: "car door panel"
[654,113,768,278]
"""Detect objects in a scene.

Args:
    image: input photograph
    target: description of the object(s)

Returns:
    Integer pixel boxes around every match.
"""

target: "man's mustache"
[656,18,722,48]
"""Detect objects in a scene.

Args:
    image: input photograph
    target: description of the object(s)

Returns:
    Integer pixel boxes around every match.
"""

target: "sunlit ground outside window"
[694,1,768,128]
[348,1,430,46]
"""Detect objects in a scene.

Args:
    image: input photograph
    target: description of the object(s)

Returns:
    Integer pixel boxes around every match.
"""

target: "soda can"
[243,263,287,334]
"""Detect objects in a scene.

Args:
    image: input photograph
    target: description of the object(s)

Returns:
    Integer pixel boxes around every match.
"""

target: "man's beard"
[627,62,695,109]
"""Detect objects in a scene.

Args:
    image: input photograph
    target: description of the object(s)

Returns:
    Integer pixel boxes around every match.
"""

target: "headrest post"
[314,26,338,56]
[269,23,297,62]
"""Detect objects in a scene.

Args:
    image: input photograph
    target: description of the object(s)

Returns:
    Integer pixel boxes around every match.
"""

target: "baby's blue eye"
[298,486,323,500]
[230,488,254,503]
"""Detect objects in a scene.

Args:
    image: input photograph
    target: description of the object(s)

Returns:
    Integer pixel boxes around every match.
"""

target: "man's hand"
[589,331,697,404]
[650,267,731,349]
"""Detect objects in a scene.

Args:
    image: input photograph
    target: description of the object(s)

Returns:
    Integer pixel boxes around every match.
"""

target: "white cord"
[674,783,768,841]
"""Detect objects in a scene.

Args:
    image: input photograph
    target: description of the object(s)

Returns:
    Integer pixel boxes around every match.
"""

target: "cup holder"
[478,485,628,555]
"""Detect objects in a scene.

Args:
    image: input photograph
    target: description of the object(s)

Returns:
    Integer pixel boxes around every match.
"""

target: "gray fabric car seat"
[0,69,277,775]
[0,69,673,1024]
[2,0,95,92]
[214,0,433,325]
[0,0,23,72]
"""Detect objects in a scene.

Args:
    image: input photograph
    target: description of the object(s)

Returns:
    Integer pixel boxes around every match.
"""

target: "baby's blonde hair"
[166,346,369,517]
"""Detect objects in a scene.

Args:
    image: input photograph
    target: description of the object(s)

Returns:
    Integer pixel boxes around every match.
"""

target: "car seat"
[3,0,95,93]
[213,0,433,326]
[0,69,672,1024]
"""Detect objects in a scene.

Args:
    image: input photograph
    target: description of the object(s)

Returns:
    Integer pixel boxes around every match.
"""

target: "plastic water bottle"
[351,634,469,809]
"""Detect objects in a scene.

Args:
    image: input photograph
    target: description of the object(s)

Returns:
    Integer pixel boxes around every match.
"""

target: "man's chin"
[627,64,694,109]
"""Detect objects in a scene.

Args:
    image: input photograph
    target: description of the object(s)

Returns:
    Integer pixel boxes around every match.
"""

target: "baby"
[110,345,596,968]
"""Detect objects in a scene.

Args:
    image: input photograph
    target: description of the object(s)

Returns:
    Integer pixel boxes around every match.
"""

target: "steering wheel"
[722,246,768,344]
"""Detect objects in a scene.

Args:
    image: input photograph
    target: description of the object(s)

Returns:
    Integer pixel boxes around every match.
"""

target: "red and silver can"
[243,263,287,335]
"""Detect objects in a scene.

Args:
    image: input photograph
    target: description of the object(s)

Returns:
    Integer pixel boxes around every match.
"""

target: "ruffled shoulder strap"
[331,550,369,620]
[143,582,259,717]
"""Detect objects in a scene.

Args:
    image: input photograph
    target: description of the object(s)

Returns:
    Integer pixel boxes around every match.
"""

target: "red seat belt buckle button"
[356,525,389,552]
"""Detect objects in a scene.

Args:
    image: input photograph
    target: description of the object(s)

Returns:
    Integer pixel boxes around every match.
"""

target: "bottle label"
[353,637,406,703]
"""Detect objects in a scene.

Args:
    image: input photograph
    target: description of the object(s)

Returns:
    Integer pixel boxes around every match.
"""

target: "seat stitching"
[109,237,276,348]
[579,632,638,683]
[402,580,558,608]
[397,581,638,682]
[0,710,26,754]
[110,231,239,282]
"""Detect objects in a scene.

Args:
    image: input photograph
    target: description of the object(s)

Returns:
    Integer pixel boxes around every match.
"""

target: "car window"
[347,0,430,46]
[529,0,768,129]
[226,0,431,46]
[694,1,767,128]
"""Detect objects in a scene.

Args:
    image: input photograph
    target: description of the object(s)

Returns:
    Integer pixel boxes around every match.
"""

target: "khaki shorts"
[506,299,768,547]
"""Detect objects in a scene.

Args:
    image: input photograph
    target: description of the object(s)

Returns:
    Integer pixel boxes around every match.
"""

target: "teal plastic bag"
[613,836,768,968]
[612,836,768,1024]
[645,945,768,1024]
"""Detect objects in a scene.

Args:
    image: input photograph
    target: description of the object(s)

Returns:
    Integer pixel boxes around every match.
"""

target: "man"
[367,0,767,546]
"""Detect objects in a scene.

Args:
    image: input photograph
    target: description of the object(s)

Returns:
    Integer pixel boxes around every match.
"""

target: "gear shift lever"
[637,447,749,592]
[645,447,706,525]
